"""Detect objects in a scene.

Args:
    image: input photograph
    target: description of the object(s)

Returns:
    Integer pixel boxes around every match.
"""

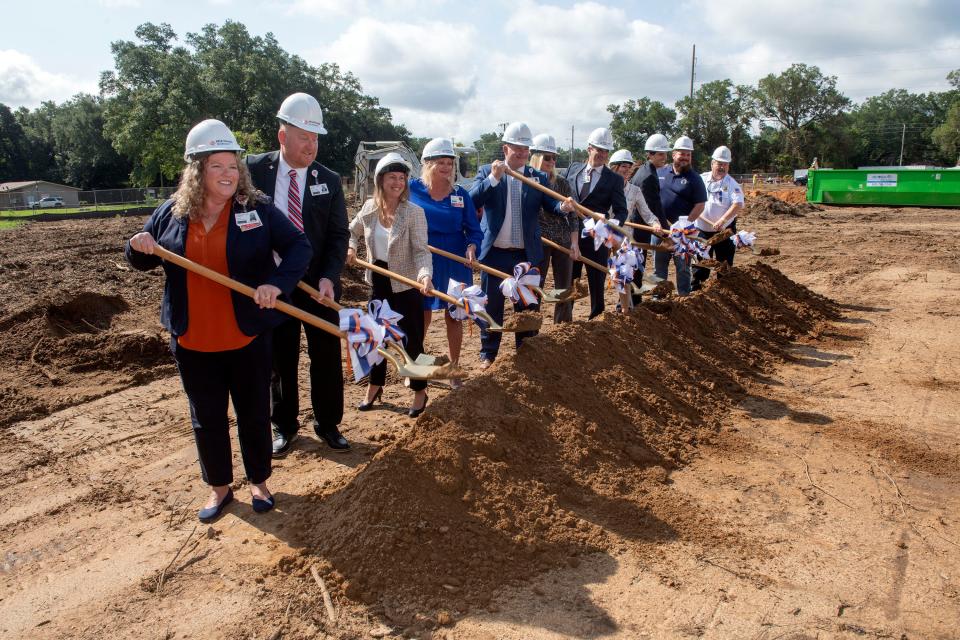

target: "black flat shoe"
[316,424,351,452]
[252,494,275,514]
[357,387,383,411]
[408,394,428,418]
[198,489,233,523]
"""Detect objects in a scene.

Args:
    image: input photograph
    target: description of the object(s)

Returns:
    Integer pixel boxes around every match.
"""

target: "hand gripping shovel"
[352,257,542,333]
[295,281,457,376]
[540,237,661,296]
[151,246,461,381]
[427,245,585,304]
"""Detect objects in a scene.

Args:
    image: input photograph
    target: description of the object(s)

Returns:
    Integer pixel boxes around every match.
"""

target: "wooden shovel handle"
[541,237,607,274]
[428,245,511,280]
[152,246,345,339]
[353,257,463,308]
[624,220,667,236]
[297,281,343,311]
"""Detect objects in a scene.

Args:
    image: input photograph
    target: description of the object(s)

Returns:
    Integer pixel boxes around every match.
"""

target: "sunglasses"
[540,154,557,162]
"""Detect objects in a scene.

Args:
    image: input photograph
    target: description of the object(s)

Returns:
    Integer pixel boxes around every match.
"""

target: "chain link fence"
[0,187,178,215]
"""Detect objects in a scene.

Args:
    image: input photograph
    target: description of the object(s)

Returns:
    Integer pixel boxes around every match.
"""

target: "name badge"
[450,195,464,208]
[235,210,263,232]
[310,183,329,196]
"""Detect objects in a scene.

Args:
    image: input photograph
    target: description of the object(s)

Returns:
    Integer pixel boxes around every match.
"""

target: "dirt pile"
[278,264,839,628]
[745,192,822,219]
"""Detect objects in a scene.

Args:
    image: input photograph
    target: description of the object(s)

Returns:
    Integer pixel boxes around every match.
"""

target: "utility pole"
[898,123,906,167]
[571,125,575,166]
[690,44,696,99]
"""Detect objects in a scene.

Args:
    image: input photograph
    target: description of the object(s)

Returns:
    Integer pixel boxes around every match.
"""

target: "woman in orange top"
[126,120,311,522]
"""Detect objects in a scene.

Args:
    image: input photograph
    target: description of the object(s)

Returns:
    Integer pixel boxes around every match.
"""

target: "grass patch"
[0,201,161,217]
[0,220,27,230]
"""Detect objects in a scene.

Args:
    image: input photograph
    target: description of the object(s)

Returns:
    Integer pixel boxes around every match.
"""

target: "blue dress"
[408,178,485,311]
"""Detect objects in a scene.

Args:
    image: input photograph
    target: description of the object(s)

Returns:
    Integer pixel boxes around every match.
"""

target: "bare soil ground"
[1,198,958,640]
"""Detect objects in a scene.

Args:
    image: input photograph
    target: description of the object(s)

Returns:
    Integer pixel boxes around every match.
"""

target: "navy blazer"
[125,197,312,338]
[565,163,628,225]
[468,164,564,265]
[629,160,666,229]
[245,151,349,297]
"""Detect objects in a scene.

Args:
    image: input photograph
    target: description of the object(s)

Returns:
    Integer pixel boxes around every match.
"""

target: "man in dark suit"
[468,121,574,367]
[565,127,628,318]
[629,133,670,305]
[245,92,350,455]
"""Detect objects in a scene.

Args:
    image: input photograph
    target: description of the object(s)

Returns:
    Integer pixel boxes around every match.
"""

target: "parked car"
[32,197,65,208]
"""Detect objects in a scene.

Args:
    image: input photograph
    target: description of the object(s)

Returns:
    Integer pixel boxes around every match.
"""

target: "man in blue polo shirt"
[656,135,707,296]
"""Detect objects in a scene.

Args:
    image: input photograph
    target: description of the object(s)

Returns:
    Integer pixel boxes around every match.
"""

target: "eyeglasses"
[541,154,557,162]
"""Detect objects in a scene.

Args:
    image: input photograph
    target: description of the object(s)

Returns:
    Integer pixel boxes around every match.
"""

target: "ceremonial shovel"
[352,257,542,333]
[427,245,585,304]
[151,246,461,380]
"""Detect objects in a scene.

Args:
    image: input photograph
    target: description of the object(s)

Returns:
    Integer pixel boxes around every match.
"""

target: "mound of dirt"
[745,192,823,220]
[279,264,839,628]
[0,290,173,426]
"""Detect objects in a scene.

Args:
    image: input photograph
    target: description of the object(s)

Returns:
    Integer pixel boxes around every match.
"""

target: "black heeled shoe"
[408,393,428,418]
[357,387,383,411]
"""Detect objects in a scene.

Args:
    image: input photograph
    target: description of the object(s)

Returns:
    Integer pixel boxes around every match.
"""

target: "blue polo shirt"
[657,165,707,223]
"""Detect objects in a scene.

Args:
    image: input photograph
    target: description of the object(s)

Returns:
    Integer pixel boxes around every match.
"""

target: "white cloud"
[313,18,480,112]
[0,50,94,109]
[97,0,142,6]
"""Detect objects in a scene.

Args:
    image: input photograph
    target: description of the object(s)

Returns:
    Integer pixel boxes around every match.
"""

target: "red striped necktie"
[287,169,304,231]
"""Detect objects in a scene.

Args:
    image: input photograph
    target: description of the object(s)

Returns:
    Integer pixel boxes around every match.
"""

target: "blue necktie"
[510,175,522,246]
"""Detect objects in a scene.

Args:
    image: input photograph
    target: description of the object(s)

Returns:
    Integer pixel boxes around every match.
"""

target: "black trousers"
[570,235,610,319]
[369,261,427,391]
[538,242,574,324]
[270,288,344,437]
[173,333,272,487]
[692,220,737,290]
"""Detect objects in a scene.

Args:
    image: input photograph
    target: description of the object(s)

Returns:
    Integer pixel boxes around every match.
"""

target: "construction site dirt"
[1,186,958,639]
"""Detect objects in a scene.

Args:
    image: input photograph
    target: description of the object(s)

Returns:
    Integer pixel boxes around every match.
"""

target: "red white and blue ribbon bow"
[607,239,644,294]
[337,299,406,382]
[582,216,625,251]
[499,262,541,306]
[447,279,489,328]
[669,218,711,260]
[731,230,757,249]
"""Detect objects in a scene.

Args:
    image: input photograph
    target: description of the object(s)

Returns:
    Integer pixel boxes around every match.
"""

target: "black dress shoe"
[357,387,383,411]
[408,394,428,418]
[252,494,275,514]
[198,489,233,523]
[271,430,298,458]
[315,424,351,452]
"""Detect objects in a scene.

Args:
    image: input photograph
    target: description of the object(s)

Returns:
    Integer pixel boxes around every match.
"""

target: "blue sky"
[3,0,959,145]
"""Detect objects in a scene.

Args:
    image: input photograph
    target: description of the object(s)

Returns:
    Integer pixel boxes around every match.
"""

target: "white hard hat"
[609,149,634,165]
[183,119,244,161]
[530,134,558,154]
[276,92,327,135]
[673,135,695,151]
[644,133,671,153]
[502,122,533,147]
[421,137,455,161]
[711,145,732,163]
[374,152,412,179]
[586,127,615,151]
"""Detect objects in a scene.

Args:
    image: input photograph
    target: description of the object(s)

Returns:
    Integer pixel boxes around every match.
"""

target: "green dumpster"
[806,168,960,207]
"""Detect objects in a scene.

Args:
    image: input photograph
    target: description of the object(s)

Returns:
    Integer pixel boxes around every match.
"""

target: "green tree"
[472,132,504,164]
[674,80,755,172]
[932,69,960,165]
[0,103,29,181]
[606,98,676,155]
[754,63,851,166]
[849,88,956,167]
[49,94,130,188]
[15,102,60,182]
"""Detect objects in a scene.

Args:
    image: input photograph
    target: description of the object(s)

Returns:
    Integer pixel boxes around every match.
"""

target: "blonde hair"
[171,152,257,219]
[373,166,410,215]
[420,157,455,193]
[529,153,557,180]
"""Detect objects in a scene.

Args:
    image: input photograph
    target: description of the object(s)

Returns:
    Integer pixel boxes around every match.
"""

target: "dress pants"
[653,234,692,296]
[480,247,540,361]
[692,221,737,291]
[369,261,427,392]
[538,243,573,324]
[173,333,272,487]
[270,288,344,437]
[570,234,609,319]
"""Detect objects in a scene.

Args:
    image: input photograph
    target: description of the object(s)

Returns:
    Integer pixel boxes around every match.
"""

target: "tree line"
[1,20,958,188]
